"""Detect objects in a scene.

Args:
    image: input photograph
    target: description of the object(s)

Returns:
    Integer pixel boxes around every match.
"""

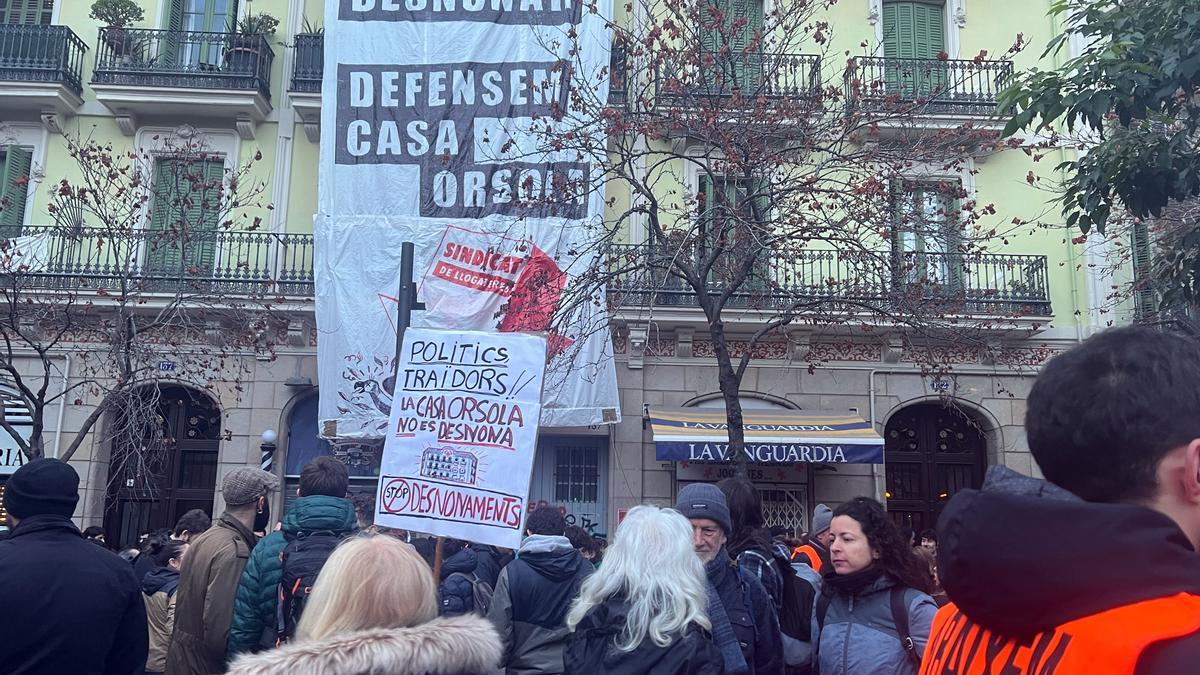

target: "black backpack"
[275,530,349,644]
[773,551,818,642]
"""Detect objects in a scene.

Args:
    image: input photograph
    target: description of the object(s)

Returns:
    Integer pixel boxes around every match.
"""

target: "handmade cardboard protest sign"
[375,327,546,548]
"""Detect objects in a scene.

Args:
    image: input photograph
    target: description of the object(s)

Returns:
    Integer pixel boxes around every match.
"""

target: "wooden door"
[884,402,985,533]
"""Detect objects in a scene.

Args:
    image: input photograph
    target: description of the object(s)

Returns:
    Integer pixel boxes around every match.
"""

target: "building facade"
[0,0,1103,545]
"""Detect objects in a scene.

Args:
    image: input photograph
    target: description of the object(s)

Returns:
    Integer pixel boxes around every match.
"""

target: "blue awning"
[650,407,884,464]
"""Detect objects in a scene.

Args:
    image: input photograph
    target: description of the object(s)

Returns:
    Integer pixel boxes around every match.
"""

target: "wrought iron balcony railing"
[610,51,822,108]
[0,24,87,96]
[846,57,1012,116]
[92,28,274,98]
[290,33,322,93]
[0,226,313,297]
[608,243,1051,316]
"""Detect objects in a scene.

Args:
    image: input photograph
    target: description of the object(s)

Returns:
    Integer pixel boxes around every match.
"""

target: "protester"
[488,504,594,674]
[228,456,357,655]
[923,327,1200,673]
[167,467,278,674]
[813,497,936,675]
[226,535,502,675]
[676,482,783,675]
[135,510,213,581]
[720,477,818,672]
[350,492,377,533]
[144,538,189,675]
[173,509,213,542]
[718,478,783,607]
[563,505,722,674]
[0,458,148,674]
[439,538,493,616]
[83,524,108,546]
[472,542,513,589]
[917,529,937,556]
[564,525,601,567]
[792,504,831,573]
[911,547,947,608]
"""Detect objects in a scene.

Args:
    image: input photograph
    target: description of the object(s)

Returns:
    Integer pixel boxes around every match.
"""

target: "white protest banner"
[314,0,620,441]
[375,327,546,548]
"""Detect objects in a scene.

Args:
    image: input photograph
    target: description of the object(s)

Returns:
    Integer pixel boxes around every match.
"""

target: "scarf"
[821,563,885,598]
[705,549,750,675]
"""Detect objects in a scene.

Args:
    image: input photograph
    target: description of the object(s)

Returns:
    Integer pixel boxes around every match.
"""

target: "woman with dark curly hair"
[812,497,937,675]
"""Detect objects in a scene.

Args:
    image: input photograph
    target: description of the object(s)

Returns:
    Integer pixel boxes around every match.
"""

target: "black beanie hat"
[4,458,79,519]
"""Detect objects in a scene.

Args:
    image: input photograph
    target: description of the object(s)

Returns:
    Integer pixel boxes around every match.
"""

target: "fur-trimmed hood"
[225,614,501,675]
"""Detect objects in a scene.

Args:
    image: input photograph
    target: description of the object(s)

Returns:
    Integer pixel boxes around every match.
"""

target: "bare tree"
[0,130,283,494]
[519,0,1044,474]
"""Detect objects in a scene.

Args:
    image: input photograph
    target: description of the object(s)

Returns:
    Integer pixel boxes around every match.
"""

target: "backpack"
[441,570,494,616]
[774,552,818,642]
[815,586,920,669]
[275,530,350,644]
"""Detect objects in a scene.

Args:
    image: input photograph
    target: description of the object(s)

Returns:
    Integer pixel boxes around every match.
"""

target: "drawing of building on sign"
[420,447,479,485]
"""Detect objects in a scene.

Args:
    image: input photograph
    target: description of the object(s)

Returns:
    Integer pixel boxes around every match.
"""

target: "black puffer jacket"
[564,595,724,674]
[473,544,512,589]
[441,547,482,616]
[0,515,148,674]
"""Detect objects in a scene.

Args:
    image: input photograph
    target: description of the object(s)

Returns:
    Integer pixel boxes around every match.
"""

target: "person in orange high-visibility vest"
[920,327,1200,675]
[792,503,832,572]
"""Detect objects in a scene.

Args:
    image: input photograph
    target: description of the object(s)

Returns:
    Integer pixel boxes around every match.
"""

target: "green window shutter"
[0,146,32,238]
[161,0,186,66]
[1131,222,1156,319]
[883,2,945,59]
[147,157,222,281]
[0,0,52,25]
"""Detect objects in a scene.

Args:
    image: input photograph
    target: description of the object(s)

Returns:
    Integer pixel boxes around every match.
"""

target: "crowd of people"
[1,325,1199,674]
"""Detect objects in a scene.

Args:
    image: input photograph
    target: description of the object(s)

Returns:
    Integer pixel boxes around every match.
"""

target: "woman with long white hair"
[563,505,724,674]
[226,534,501,675]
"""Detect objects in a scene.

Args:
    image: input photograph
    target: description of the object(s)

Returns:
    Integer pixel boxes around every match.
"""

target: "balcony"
[288,33,323,142]
[90,28,274,139]
[611,51,821,115]
[1,226,313,298]
[607,243,1051,320]
[846,57,1012,127]
[0,24,88,131]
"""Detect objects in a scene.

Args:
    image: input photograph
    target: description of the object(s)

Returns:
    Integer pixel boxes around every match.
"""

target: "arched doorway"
[884,402,986,533]
[105,386,222,548]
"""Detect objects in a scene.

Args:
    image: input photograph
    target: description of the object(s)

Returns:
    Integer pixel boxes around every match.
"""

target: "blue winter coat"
[812,575,937,675]
[226,495,357,657]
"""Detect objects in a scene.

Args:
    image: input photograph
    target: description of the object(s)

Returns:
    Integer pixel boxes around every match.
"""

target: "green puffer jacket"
[226,494,357,658]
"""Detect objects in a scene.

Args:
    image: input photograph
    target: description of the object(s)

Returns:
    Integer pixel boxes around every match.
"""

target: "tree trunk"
[708,321,749,478]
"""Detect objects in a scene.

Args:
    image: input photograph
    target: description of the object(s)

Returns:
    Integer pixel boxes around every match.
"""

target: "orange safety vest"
[919,594,1200,674]
[791,544,823,573]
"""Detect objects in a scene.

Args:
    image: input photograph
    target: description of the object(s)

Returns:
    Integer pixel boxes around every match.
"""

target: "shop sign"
[0,427,32,475]
[674,461,809,483]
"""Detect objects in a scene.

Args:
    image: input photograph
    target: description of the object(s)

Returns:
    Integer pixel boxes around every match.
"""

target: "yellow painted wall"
[6,0,1088,328]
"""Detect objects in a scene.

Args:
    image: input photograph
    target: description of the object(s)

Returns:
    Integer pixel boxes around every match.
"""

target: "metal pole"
[393,241,418,367]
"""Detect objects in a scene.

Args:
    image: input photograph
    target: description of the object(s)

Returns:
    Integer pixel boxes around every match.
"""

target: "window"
[698,174,771,290]
[144,156,223,279]
[882,1,946,96]
[0,146,32,238]
[169,0,237,67]
[891,179,962,291]
[1130,221,1156,320]
[0,0,53,25]
[699,0,765,91]
[282,394,381,512]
